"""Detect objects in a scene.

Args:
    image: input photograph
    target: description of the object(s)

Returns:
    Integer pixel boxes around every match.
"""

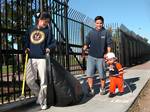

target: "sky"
[69,0,150,43]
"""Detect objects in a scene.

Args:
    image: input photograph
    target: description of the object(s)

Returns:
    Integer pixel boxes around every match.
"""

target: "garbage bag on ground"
[46,57,84,107]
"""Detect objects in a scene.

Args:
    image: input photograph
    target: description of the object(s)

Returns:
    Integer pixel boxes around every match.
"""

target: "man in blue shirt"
[23,12,56,110]
[83,16,112,96]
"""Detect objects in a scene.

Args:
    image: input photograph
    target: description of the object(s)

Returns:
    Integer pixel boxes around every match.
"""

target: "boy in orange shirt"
[106,52,124,98]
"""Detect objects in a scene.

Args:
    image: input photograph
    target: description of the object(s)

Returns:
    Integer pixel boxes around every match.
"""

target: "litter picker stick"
[20,53,28,99]
[124,80,133,93]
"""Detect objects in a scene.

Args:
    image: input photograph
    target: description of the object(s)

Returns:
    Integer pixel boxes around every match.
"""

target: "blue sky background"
[69,0,150,43]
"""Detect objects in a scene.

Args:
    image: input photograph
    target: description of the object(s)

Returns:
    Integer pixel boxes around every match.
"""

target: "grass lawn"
[0,65,18,74]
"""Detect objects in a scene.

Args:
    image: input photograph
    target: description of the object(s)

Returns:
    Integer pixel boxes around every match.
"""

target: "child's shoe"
[108,93,116,98]
[118,92,124,96]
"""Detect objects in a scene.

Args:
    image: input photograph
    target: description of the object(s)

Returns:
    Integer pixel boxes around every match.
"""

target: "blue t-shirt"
[23,26,56,58]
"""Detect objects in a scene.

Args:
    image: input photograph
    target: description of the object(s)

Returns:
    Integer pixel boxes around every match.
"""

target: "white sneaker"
[99,88,106,95]
[86,88,95,97]
[41,104,47,110]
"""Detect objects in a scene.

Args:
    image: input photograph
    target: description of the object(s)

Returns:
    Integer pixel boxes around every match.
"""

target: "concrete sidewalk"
[3,61,150,112]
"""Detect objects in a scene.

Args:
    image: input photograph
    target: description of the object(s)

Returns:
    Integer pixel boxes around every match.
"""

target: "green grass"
[0,65,18,74]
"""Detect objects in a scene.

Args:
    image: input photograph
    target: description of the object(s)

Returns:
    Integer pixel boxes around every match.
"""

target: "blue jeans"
[86,55,106,79]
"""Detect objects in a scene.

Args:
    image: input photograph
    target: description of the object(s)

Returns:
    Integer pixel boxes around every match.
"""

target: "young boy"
[106,52,124,98]
[23,12,56,110]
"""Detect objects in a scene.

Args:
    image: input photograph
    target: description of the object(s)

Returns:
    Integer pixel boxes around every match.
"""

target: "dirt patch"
[128,79,150,112]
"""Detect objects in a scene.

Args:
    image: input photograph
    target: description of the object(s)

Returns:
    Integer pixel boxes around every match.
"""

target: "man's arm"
[46,27,56,53]
[107,47,111,53]
[83,32,91,51]
[106,30,113,52]
[23,29,30,53]
[104,30,112,58]
[83,45,88,51]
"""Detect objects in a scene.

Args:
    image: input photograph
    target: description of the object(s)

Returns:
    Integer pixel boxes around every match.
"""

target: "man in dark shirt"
[83,16,112,96]
[23,12,56,110]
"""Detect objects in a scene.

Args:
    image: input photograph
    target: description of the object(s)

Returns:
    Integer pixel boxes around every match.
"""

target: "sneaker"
[90,88,95,95]
[99,88,106,95]
[118,92,124,96]
[41,104,47,110]
[108,93,116,98]
[87,88,95,97]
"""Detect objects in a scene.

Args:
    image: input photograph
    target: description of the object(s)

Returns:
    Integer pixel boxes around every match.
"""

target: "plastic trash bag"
[46,57,83,107]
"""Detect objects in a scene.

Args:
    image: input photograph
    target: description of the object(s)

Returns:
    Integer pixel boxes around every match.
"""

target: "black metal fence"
[0,0,150,105]
[0,0,34,104]
[0,0,93,104]
[112,24,150,67]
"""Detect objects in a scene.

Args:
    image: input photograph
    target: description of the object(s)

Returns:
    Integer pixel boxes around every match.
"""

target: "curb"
[0,97,36,112]
[126,79,150,112]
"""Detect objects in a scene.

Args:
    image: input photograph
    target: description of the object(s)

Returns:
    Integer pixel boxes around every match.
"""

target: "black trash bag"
[46,54,56,107]
[46,57,84,107]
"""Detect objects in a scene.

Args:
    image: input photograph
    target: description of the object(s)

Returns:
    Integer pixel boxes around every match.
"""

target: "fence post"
[80,22,86,71]
[40,0,43,12]
[64,2,70,71]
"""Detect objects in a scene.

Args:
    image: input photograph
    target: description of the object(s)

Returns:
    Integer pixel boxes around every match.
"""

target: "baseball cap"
[106,52,116,59]
[36,12,50,20]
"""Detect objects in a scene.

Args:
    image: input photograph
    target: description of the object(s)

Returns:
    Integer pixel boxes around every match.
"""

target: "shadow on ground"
[5,76,140,112]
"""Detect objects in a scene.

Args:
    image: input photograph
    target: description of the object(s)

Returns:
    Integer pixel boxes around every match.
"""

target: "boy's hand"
[25,48,30,54]
[109,65,114,71]
[46,48,50,53]
[83,45,87,51]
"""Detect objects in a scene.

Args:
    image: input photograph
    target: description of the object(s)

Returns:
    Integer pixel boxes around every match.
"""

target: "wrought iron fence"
[0,0,94,104]
[119,24,150,66]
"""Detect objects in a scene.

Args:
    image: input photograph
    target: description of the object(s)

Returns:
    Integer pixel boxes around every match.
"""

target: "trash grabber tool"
[124,80,133,93]
[20,53,28,100]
